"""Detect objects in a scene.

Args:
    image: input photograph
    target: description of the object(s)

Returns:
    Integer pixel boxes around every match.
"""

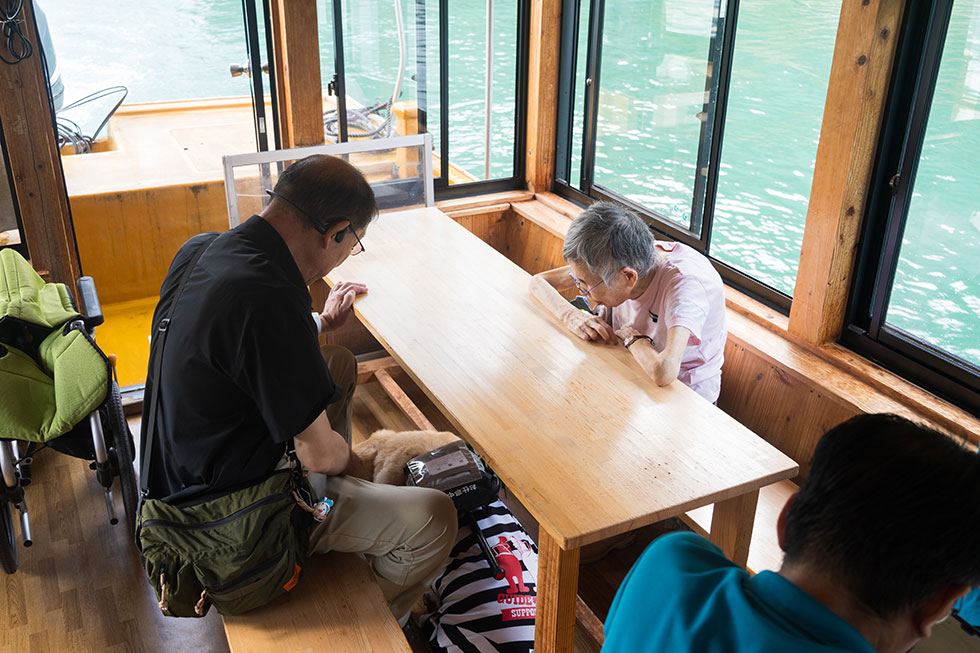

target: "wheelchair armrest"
[76,276,104,328]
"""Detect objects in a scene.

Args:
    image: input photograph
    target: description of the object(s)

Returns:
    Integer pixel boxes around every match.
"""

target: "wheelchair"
[0,249,138,574]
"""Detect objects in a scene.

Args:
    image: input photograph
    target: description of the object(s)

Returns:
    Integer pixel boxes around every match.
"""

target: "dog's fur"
[353,429,461,485]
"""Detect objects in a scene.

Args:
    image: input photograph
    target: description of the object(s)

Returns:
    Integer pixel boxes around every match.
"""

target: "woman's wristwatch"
[623,333,653,349]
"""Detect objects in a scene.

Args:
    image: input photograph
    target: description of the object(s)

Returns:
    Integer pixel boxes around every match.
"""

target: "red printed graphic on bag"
[493,536,537,621]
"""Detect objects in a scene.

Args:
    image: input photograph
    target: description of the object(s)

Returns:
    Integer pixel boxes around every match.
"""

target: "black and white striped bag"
[422,500,538,652]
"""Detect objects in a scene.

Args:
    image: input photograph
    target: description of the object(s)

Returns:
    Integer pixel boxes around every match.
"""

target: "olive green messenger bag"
[136,235,316,617]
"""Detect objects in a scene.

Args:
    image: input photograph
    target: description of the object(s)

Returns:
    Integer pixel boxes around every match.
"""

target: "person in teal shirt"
[603,413,980,652]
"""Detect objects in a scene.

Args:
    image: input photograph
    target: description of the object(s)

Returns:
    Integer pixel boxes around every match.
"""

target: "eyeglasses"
[265,189,365,256]
[569,271,603,296]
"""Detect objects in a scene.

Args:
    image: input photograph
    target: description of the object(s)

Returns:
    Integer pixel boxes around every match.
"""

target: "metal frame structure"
[844,0,980,414]
[222,133,435,228]
[242,0,280,154]
[549,0,791,310]
[318,0,529,198]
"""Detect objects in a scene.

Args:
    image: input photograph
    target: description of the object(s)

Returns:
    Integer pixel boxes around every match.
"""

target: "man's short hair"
[272,154,378,233]
[562,202,657,283]
[783,413,980,618]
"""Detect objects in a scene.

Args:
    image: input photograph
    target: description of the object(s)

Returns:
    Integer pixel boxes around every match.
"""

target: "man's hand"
[320,281,368,331]
[563,309,617,343]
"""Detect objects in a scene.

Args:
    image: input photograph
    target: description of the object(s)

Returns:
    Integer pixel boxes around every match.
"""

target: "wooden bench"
[682,478,798,574]
[222,552,410,653]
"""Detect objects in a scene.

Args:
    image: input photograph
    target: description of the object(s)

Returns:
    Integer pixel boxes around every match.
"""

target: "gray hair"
[562,202,657,283]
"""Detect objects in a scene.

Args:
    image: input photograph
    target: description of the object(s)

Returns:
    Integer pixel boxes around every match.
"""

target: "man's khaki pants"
[309,345,458,625]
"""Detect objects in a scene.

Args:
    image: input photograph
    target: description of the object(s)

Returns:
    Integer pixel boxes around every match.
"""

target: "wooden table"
[328,207,799,652]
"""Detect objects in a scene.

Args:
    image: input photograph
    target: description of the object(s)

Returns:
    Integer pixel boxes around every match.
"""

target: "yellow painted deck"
[96,296,156,388]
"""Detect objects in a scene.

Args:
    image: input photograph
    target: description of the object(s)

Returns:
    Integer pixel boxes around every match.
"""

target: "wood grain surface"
[329,207,799,551]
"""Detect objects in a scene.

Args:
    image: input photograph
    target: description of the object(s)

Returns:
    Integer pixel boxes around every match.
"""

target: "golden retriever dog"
[353,429,461,485]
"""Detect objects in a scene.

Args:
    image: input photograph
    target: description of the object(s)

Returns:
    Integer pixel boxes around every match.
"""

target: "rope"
[292,490,317,515]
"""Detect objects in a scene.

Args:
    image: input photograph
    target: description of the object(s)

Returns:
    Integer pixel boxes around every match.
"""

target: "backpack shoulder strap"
[140,235,218,495]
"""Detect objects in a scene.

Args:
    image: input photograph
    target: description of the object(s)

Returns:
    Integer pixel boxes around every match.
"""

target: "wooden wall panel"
[447,208,510,254]
[505,214,566,275]
[718,341,857,482]
[71,182,228,303]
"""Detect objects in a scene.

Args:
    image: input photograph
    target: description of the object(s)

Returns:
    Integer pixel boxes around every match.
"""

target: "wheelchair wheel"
[0,496,16,574]
[106,380,138,538]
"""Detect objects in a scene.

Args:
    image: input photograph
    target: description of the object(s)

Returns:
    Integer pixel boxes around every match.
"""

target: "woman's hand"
[563,309,617,343]
[615,326,642,343]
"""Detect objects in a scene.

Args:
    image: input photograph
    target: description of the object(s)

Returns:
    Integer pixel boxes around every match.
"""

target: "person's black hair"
[272,154,378,233]
[782,413,980,618]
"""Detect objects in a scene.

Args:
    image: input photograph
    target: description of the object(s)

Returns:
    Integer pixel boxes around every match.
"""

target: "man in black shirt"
[143,154,457,624]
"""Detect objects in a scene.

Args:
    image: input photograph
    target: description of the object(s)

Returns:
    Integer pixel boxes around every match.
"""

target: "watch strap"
[624,334,653,349]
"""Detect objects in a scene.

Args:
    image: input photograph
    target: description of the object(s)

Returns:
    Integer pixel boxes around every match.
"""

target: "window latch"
[327,74,338,97]
[888,173,901,195]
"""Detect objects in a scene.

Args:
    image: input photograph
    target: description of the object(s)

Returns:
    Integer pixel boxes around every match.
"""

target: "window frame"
[844,0,980,414]
[552,0,800,313]
[321,0,530,201]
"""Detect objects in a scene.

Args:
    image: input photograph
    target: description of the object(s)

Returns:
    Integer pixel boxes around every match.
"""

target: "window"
[555,0,839,306]
[321,0,528,194]
[847,0,980,413]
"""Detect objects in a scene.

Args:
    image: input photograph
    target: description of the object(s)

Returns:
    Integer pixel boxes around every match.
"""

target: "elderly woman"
[529,202,727,403]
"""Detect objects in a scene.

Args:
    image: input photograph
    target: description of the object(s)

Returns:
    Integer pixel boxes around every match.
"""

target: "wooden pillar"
[789,0,905,344]
[534,525,579,652]
[0,0,80,284]
[270,0,325,149]
[269,0,330,324]
[525,0,562,194]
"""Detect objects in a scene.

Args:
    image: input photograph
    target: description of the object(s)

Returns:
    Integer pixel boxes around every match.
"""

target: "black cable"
[55,86,128,154]
[0,0,32,65]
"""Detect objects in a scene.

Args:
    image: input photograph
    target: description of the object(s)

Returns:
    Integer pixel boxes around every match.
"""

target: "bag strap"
[140,235,218,495]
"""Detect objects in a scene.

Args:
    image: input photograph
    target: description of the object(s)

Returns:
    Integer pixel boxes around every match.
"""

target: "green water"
[42,0,980,368]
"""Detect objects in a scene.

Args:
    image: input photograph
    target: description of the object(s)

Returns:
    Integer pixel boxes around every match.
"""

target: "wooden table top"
[329,207,798,549]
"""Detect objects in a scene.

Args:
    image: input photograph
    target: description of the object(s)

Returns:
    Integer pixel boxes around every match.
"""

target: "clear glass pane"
[44,0,249,104]
[331,1,414,143]
[886,0,980,369]
[593,0,718,227]
[227,139,432,227]
[568,0,592,188]
[448,0,519,181]
[710,0,839,296]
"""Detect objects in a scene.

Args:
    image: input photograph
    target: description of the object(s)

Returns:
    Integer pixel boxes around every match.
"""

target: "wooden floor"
[3,370,977,652]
